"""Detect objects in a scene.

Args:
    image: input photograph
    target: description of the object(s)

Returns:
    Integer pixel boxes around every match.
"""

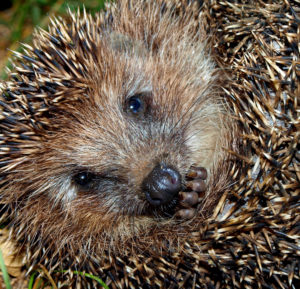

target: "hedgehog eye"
[73,172,95,187]
[128,96,143,114]
[125,93,151,118]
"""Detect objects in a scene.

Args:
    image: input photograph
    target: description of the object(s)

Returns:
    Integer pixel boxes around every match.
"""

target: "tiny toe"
[196,167,207,180]
[186,179,206,192]
[186,166,207,180]
[176,208,196,219]
[179,191,199,207]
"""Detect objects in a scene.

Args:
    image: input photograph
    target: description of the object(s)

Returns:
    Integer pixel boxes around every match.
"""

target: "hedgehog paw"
[176,166,207,219]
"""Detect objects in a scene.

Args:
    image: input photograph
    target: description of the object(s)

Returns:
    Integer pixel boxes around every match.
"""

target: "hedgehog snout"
[142,163,182,206]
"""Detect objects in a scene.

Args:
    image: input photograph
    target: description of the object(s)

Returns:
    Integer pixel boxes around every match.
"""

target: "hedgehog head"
[0,1,233,258]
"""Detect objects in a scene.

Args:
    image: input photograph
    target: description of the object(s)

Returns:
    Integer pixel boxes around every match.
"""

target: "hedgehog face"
[36,56,220,220]
[0,1,230,254]
[12,28,223,224]
[0,48,224,243]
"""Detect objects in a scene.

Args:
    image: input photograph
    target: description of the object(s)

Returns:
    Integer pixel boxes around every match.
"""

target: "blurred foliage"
[0,0,107,78]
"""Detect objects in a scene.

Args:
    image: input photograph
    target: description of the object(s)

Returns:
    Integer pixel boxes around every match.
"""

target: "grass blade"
[0,248,12,289]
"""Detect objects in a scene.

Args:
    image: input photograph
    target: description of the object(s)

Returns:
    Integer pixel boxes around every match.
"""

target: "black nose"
[142,164,182,206]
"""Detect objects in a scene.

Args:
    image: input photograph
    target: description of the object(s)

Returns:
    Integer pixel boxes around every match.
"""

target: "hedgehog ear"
[108,31,146,57]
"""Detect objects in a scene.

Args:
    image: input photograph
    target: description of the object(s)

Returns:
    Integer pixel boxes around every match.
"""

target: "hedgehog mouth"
[144,190,181,207]
[145,191,164,206]
[144,197,179,218]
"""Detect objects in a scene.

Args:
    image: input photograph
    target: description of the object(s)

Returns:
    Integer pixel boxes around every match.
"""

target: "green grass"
[60,270,110,288]
[4,0,106,42]
[26,269,110,289]
[27,272,37,289]
[0,248,12,289]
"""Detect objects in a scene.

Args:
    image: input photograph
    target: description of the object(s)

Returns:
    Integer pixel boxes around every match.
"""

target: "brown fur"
[0,0,237,265]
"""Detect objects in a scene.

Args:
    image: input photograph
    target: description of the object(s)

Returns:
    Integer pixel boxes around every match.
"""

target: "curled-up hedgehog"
[1,0,299,288]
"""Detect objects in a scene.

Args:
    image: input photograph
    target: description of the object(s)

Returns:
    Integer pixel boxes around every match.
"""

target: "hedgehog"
[0,0,299,288]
